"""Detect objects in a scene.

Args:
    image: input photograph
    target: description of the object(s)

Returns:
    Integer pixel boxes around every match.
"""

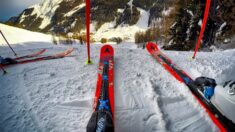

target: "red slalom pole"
[86,0,92,64]
[192,0,211,59]
[0,30,17,56]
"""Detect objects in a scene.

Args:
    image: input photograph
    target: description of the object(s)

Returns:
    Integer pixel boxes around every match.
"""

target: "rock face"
[6,0,166,34]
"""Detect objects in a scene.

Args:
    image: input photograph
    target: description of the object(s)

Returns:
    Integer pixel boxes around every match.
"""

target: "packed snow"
[0,24,235,132]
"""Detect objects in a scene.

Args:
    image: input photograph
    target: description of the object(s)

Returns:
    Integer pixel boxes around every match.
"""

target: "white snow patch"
[187,10,194,16]
[90,22,97,33]
[219,22,227,31]
[162,7,174,16]
[216,22,227,37]
[64,3,85,17]
[127,0,134,14]
[198,20,202,26]
[136,8,149,29]
[117,9,124,13]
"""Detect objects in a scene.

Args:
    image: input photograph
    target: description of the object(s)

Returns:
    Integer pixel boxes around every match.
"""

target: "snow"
[187,10,194,16]
[162,7,174,16]
[92,8,149,42]
[64,3,85,17]
[23,0,64,29]
[0,24,52,46]
[117,9,124,13]
[127,0,134,15]
[216,22,227,37]
[136,8,149,29]
[219,22,227,31]
[198,20,202,26]
[1,24,235,131]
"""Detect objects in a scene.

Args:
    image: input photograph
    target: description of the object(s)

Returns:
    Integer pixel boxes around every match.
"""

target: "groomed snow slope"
[0,24,235,132]
[0,24,53,45]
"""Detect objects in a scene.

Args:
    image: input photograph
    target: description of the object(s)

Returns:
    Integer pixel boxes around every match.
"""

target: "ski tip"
[64,47,75,55]
[101,45,114,55]
[146,42,159,53]
[41,49,47,53]
[33,49,47,56]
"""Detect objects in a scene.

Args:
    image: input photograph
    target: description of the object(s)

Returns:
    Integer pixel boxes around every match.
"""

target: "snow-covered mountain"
[6,0,174,41]
[5,0,235,49]
[1,24,235,132]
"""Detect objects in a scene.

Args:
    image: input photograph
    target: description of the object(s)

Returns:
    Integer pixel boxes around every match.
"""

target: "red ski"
[87,45,115,132]
[14,49,46,60]
[146,42,191,83]
[146,42,231,131]
[0,48,74,67]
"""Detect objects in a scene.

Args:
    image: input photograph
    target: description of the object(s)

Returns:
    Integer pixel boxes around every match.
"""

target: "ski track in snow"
[0,41,234,132]
[114,47,218,132]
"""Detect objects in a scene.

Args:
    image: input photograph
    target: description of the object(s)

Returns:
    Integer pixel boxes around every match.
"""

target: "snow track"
[0,40,234,131]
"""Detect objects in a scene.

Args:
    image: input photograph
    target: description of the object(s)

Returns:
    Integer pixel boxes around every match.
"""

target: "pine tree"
[166,0,192,50]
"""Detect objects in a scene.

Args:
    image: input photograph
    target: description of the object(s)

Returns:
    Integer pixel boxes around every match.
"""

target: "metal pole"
[0,30,17,56]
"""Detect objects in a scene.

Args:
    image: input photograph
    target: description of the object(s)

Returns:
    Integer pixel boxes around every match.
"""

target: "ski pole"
[85,0,93,64]
[0,66,7,75]
[0,30,17,56]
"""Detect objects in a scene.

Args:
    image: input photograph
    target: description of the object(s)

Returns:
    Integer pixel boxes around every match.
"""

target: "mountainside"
[4,0,235,49]
[163,0,235,50]
[5,0,174,41]
[1,23,235,132]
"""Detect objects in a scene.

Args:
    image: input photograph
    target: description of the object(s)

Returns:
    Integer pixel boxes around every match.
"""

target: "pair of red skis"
[0,48,74,68]
[89,43,234,132]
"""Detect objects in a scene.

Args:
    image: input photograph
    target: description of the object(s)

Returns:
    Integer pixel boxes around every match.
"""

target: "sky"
[0,0,43,22]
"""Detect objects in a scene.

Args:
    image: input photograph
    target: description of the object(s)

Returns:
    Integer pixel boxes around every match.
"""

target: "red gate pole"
[192,0,211,59]
[0,30,17,56]
[86,0,92,64]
